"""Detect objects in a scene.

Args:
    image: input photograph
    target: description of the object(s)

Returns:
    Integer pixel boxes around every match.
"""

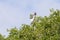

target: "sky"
[0,0,60,37]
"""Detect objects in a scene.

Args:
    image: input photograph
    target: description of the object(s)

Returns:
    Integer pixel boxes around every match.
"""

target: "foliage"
[0,34,5,40]
[0,9,60,40]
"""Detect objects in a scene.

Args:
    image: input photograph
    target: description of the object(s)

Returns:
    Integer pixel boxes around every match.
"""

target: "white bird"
[30,12,37,23]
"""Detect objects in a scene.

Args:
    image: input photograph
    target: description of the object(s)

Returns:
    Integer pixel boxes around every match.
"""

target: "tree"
[0,34,5,40]
[0,9,60,40]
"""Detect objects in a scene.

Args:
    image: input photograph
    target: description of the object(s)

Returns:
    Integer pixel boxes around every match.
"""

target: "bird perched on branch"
[30,12,37,24]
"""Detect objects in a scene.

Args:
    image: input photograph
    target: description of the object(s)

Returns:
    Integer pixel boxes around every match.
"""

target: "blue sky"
[0,0,60,37]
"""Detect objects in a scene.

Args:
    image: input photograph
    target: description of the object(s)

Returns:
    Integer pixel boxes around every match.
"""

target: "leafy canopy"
[0,9,60,40]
